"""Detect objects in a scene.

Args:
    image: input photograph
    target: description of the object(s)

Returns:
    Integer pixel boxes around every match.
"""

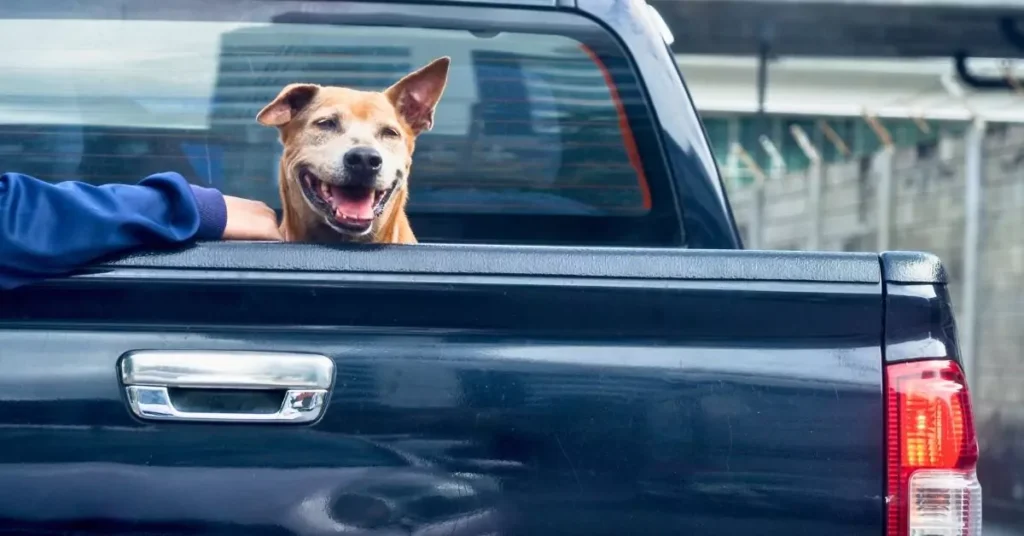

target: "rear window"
[0,4,679,246]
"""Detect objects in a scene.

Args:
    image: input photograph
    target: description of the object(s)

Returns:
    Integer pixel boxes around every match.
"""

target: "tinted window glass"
[0,11,678,246]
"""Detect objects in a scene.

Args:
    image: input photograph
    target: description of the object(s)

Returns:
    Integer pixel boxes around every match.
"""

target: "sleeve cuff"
[189,185,227,240]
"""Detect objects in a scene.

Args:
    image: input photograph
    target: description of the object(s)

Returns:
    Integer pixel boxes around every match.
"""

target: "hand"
[222,196,283,241]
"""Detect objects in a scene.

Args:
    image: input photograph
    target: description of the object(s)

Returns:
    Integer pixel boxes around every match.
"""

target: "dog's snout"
[343,147,383,176]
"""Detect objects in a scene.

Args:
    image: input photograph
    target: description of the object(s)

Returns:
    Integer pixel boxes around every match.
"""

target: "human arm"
[0,171,280,289]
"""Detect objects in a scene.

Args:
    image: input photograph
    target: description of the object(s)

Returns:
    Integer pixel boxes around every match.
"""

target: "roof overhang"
[678,53,1024,123]
[653,0,1024,59]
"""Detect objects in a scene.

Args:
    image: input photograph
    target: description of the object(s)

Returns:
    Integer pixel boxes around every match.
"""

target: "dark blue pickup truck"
[0,0,983,535]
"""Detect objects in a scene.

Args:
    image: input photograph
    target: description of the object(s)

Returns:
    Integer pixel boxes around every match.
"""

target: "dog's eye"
[314,118,338,130]
[380,126,401,139]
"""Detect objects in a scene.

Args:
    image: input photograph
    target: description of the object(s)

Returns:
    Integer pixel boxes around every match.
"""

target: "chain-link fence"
[725,120,1024,519]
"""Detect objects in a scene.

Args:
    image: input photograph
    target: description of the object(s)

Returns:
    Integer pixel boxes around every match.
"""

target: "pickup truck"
[0,0,982,535]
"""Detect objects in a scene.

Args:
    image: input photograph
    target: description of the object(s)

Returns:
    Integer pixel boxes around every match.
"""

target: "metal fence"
[724,120,1024,517]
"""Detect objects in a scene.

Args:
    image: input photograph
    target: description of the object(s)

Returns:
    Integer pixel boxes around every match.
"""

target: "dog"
[256,57,451,244]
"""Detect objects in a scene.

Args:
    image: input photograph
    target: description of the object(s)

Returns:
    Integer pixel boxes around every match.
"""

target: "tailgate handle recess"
[119,351,334,424]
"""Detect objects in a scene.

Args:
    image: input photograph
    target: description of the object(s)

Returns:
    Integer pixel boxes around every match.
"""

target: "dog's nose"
[343,147,383,176]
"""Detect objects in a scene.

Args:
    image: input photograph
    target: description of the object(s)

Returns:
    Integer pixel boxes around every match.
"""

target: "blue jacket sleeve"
[0,172,228,289]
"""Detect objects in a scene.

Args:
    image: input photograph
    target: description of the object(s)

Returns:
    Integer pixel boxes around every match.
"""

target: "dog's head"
[257,56,450,238]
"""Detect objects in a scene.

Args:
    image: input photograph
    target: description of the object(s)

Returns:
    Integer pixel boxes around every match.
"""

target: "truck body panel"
[0,249,886,535]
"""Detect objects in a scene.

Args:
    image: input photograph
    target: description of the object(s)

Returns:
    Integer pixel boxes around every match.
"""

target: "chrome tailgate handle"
[120,351,334,423]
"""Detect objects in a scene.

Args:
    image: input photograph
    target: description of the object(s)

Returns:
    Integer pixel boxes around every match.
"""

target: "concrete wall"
[724,124,1024,420]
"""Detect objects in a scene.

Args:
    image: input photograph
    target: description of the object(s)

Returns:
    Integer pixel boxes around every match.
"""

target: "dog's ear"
[385,56,450,134]
[257,83,320,127]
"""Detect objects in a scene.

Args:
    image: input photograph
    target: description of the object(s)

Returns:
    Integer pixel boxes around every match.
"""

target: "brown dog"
[256,57,451,244]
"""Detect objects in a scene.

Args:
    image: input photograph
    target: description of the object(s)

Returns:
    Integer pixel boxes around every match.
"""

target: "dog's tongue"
[329,185,374,221]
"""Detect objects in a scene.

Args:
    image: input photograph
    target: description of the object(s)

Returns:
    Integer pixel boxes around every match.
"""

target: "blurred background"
[661,0,1024,532]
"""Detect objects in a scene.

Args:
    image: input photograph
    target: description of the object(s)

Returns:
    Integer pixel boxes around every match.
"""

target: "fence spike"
[789,125,821,162]
[912,115,932,135]
[758,135,787,176]
[817,120,851,158]
[862,111,894,149]
[731,143,768,187]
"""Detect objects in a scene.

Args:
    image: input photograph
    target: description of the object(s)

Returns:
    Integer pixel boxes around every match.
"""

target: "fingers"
[222,196,283,241]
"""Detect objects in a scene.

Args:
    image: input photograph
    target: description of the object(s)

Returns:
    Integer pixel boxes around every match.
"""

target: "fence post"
[875,147,895,251]
[752,183,765,249]
[791,125,823,250]
[759,135,786,180]
[864,113,895,251]
[961,118,986,384]
[733,143,769,249]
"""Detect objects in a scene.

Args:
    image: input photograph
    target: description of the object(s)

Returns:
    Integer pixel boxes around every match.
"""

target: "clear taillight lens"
[887,360,982,536]
[908,471,982,536]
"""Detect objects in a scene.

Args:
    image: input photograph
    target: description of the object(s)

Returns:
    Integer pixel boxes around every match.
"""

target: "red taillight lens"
[886,360,982,536]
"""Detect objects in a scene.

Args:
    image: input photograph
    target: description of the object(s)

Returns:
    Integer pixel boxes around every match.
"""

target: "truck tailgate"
[0,245,885,536]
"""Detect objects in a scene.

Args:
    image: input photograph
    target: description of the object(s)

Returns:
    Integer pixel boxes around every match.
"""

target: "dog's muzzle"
[299,164,396,235]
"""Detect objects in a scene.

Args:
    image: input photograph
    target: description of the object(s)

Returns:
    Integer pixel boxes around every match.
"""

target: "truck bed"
[0,245,890,536]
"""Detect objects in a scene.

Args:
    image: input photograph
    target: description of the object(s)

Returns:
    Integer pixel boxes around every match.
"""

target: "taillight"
[886,359,982,536]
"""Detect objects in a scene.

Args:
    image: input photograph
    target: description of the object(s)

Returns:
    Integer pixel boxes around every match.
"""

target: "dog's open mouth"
[300,170,393,233]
